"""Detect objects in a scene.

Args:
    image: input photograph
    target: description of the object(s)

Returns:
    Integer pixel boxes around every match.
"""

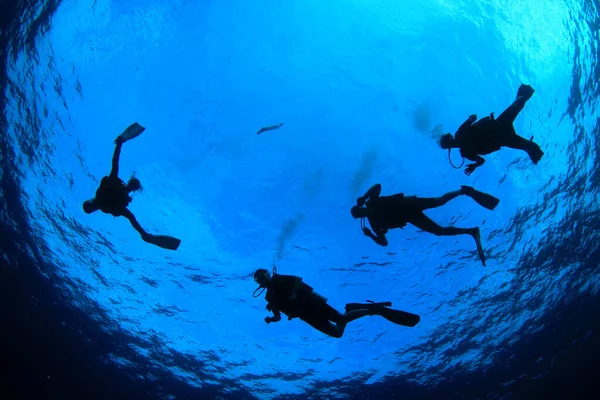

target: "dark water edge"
[1,1,600,399]
[0,2,225,399]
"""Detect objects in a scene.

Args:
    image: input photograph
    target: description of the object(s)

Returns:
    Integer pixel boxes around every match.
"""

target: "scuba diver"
[253,268,420,338]
[82,123,181,251]
[439,84,544,175]
[350,184,500,266]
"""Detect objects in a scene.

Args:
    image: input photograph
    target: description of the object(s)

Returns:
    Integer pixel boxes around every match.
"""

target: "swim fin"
[516,84,535,101]
[345,301,420,327]
[345,301,392,312]
[473,227,486,266]
[116,122,146,144]
[378,307,421,327]
[461,186,500,211]
[145,234,181,251]
[526,141,544,165]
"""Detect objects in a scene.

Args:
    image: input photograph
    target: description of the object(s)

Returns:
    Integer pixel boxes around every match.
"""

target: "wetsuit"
[266,274,339,331]
[456,116,502,159]
[366,194,435,235]
[95,176,132,217]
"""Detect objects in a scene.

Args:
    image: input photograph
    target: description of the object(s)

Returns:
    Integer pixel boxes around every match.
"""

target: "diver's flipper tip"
[116,122,146,143]
[464,187,500,211]
[379,308,421,327]
[145,235,181,251]
[517,84,535,101]
[474,229,486,266]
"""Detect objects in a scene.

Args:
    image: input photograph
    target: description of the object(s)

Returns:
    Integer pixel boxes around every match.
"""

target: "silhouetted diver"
[82,123,181,250]
[440,84,544,175]
[350,184,499,266]
[253,268,420,338]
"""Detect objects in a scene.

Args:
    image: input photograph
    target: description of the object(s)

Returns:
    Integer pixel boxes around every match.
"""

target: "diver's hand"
[362,227,373,237]
[465,164,477,176]
[265,317,272,324]
[141,233,153,242]
[356,196,366,207]
[468,114,477,122]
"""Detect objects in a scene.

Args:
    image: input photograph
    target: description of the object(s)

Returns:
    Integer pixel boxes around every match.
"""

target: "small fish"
[256,122,284,135]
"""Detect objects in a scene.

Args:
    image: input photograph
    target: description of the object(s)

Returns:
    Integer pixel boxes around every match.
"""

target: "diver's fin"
[516,84,535,101]
[477,244,486,266]
[379,308,420,327]
[116,122,146,143]
[145,235,181,251]
[473,227,486,266]
[345,301,392,312]
[526,141,544,164]
[461,186,500,211]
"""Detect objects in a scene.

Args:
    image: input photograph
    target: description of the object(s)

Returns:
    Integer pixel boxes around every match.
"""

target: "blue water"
[2,0,600,399]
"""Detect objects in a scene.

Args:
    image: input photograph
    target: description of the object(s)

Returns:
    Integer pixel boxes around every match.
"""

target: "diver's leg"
[301,304,373,338]
[319,309,373,338]
[409,211,476,237]
[297,302,346,338]
[334,304,383,324]
[300,314,346,338]
[412,190,463,211]
[110,142,123,178]
[411,213,486,265]
[496,99,526,125]
[503,132,534,150]
[497,84,535,124]
[340,309,373,324]
[503,131,544,164]
[121,208,149,238]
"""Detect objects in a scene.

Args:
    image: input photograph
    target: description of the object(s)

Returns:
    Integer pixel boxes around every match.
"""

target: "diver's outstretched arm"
[265,309,282,324]
[121,208,149,238]
[363,227,388,246]
[462,153,485,176]
[110,142,123,178]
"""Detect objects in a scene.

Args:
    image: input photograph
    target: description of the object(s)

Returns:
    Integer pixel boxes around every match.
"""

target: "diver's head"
[127,177,142,193]
[83,199,100,214]
[254,268,271,287]
[439,133,456,150]
[350,205,370,219]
